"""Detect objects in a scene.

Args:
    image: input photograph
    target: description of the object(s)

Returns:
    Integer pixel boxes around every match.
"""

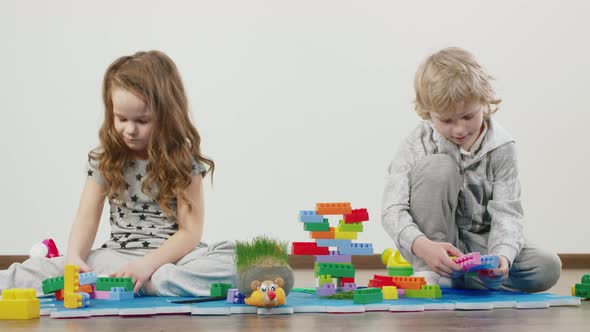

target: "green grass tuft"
[235,236,289,270]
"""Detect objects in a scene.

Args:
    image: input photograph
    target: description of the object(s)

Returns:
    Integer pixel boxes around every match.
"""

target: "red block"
[339,277,355,286]
[291,242,329,255]
[343,209,369,223]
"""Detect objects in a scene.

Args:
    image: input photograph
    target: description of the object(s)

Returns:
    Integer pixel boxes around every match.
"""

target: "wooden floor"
[1,269,588,332]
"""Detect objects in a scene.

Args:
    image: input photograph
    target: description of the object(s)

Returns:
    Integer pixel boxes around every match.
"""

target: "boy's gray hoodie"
[382,117,524,264]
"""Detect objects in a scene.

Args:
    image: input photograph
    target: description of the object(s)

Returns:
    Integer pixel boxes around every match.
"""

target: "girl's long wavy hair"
[91,50,214,216]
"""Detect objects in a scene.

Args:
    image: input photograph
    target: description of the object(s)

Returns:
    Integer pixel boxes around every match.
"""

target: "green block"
[317,263,355,278]
[304,219,330,232]
[318,274,333,286]
[96,277,134,292]
[387,266,414,277]
[210,283,233,297]
[405,285,442,299]
[42,276,64,294]
[575,287,590,298]
[353,288,383,304]
[581,274,590,284]
[338,220,363,232]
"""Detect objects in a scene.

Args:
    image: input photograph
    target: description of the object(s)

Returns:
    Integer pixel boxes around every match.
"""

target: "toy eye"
[260,285,267,292]
[270,284,276,291]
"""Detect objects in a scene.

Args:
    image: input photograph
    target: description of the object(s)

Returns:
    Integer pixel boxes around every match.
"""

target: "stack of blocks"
[42,266,134,308]
[292,202,372,296]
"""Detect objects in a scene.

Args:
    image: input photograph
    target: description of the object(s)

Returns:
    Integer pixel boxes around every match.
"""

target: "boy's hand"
[111,259,157,293]
[65,255,93,273]
[477,256,509,289]
[412,236,464,278]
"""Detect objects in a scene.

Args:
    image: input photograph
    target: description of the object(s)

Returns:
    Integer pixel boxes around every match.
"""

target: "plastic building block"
[210,283,233,297]
[405,285,442,299]
[291,242,330,255]
[316,284,336,297]
[226,288,245,304]
[337,220,363,232]
[353,288,383,304]
[382,286,398,300]
[80,293,91,307]
[315,251,352,263]
[387,266,414,276]
[64,292,90,307]
[310,228,335,239]
[94,290,111,300]
[385,249,412,268]
[79,271,98,285]
[64,293,83,309]
[315,239,352,248]
[63,265,81,308]
[0,288,40,320]
[304,219,330,232]
[316,263,355,278]
[343,208,369,223]
[334,230,358,240]
[391,276,426,290]
[298,210,325,223]
[96,277,134,292]
[341,282,357,292]
[338,243,374,255]
[338,277,355,286]
[453,252,481,271]
[572,274,590,298]
[369,275,397,288]
[42,276,64,294]
[109,287,134,300]
[318,274,333,286]
[316,202,352,215]
[55,284,93,301]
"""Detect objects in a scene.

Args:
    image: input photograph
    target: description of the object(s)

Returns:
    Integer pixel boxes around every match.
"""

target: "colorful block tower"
[292,202,372,295]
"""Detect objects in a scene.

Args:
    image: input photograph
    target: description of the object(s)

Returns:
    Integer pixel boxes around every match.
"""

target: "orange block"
[391,276,426,290]
[316,202,352,215]
[310,227,335,239]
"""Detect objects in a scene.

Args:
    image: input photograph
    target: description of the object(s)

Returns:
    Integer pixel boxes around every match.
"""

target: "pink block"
[454,252,481,271]
[94,290,111,299]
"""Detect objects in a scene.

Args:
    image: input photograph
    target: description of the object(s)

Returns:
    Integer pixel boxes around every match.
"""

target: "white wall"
[1,1,589,255]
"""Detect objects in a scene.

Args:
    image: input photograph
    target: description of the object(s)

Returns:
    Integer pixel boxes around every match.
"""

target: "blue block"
[467,255,500,272]
[109,287,134,300]
[77,292,90,307]
[316,239,352,247]
[298,210,324,223]
[79,271,98,285]
[338,243,374,255]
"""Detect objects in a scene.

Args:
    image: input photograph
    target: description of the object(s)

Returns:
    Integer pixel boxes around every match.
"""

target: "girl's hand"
[110,259,157,293]
[412,236,464,278]
[65,255,93,273]
[478,256,510,289]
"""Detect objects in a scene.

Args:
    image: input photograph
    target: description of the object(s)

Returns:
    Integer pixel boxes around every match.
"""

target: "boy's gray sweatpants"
[0,241,236,297]
[400,154,561,293]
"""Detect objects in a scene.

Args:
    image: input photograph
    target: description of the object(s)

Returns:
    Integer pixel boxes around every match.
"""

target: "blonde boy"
[382,47,561,292]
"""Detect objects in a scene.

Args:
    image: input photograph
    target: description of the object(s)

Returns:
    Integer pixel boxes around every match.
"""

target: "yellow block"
[387,250,411,268]
[64,293,83,309]
[334,230,357,240]
[382,286,398,300]
[64,264,82,309]
[0,288,40,320]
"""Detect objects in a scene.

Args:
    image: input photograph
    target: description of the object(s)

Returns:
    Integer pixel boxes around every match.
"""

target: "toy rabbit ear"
[250,280,261,290]
[274,277,284,288]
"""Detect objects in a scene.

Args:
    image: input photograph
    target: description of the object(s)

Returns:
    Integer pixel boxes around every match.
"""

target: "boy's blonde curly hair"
[414,47,501,120]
